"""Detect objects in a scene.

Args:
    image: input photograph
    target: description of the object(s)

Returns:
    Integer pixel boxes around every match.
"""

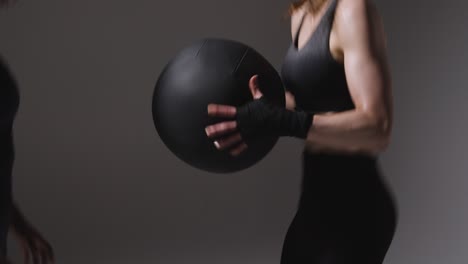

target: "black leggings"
[0,129,14,258]
[1,58,19,259]
[280,151,397,264]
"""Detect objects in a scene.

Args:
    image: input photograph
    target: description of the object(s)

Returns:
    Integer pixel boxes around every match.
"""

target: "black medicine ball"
[152,38,285,173]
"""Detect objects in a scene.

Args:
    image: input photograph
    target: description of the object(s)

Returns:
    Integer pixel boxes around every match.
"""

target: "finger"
[40,247,50,264]
[249,75,263,99]
[43,240,55,264]
[38,245,54,264]
[30,245,39,264]
[24,237,39,264]
[37,237,55,264]
[29,232,54,263]
[230,142,248,156]
[213,133,243,150]
[35,241,49,264]
[207,104,236,117]
[205,121,237,138]
[19,239,31,264]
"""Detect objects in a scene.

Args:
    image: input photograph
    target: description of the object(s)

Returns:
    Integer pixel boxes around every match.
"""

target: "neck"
[307,0,329,14]
[286,0,330,18]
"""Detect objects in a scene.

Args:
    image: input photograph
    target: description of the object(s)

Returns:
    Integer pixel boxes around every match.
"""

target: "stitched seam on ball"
[195,39,208,58]
[232,48,250,74]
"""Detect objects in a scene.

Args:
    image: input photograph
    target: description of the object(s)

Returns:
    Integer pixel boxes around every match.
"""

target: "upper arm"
[336,0,393,125]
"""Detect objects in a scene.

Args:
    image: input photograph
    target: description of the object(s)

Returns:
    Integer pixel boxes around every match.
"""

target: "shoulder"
[334,0,387,52]
[336,0,385,34]
[334,0,381,26]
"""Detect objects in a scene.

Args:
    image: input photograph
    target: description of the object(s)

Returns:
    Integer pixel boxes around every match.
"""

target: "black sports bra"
[280,0,355,113]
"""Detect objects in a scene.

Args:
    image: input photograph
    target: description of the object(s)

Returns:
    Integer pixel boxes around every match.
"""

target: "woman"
[1,1,55,263]
[205,0,397,263]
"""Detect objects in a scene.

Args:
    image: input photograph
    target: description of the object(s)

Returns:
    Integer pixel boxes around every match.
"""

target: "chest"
[280,35,353,112]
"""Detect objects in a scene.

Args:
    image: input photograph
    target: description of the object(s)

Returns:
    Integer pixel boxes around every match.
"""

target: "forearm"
[235,94,390,154]
[304,109,391,153]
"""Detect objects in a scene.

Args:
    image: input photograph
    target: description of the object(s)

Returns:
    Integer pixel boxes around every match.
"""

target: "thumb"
[248,75,263,99]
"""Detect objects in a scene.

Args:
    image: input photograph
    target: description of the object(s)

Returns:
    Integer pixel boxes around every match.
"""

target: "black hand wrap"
[236,96,313,143]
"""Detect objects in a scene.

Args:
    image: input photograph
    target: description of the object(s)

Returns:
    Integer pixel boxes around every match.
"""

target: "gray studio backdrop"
[0,0,467,263]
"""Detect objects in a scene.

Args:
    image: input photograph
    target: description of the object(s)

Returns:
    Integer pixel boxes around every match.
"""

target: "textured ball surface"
[152,38,285,173]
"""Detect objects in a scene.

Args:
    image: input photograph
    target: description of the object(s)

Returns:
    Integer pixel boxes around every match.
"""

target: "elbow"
[374,131,391,152]
[367,113,392,153]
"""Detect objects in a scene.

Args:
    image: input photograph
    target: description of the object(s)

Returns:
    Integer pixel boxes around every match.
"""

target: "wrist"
[257,97,313,139]
[236,97,314,142]
[280,109,314,139]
